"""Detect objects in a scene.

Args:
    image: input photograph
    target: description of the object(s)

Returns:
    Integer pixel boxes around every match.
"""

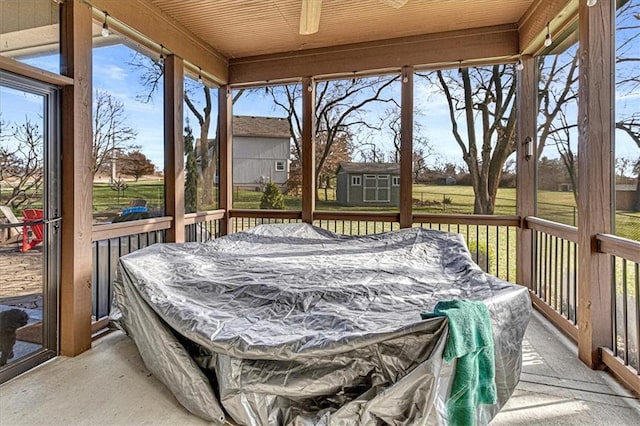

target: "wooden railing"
[91,217,172,327]
[314,211,400,235]
[184,210,224,243]
[230,209,303,233]
[414,214,519,282]
[525,216,579,341]
[596,233,640,393]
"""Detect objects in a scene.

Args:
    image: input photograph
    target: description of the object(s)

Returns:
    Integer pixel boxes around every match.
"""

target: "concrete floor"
[1,311,639,425]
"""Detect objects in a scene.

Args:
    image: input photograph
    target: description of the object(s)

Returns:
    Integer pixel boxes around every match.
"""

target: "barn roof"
[337,162,400,174]
[233,116,291,139]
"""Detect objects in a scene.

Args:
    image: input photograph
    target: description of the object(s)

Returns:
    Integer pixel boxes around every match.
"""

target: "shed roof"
[233,116,291,139]
[337,162,400,175]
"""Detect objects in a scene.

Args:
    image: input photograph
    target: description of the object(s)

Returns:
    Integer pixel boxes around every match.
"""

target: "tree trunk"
[472,179,494,214]
[199,116,214,207]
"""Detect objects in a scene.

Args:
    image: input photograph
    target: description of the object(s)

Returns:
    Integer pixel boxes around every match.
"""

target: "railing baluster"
[560,238,565,317]
[613,256,619,357]
[633,263,640,371]
[623,259,629,365]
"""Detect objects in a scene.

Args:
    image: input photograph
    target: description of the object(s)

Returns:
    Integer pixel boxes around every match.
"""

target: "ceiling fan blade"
[300,0,322,35]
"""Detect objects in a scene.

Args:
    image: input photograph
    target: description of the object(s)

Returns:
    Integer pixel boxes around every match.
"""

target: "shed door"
[363,174,390,202]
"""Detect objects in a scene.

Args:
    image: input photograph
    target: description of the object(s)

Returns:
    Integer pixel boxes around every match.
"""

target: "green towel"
[421,300,497,426]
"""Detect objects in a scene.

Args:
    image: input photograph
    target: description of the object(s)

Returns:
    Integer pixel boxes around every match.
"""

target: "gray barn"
[336,162,400,207]
[232,116,291,189]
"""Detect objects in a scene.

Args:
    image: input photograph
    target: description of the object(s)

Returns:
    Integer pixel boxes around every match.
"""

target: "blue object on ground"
[122,206,148,215]
[421,300,496,426]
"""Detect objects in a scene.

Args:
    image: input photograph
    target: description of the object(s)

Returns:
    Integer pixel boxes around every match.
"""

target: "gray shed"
[336,162,400,207]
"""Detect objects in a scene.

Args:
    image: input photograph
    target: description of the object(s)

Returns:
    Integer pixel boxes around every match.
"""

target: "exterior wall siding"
[336,173,348,204]
[233,136,290,185]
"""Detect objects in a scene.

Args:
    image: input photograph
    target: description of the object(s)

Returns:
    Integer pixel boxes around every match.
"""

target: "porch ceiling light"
[586,0,597,6]
[516,57,524,71]
[101,12,110,38]
[524,136,533,161]
[159,45,165,66]
[544,22,552,47]
[300,0,322,35]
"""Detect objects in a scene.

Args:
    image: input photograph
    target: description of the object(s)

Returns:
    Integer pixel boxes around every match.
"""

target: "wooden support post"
[302,77,315,223]
[59,0,92,356]
[399,66,414,228]
[219,85,233,234]
[577,0,613,369]
[516,55,536,289]
[164,54,185,243]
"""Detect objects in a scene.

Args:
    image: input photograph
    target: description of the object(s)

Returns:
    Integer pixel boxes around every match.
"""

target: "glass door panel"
[0,72,59,381]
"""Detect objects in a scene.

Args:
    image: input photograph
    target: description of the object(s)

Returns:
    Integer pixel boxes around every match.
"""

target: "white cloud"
[95,64,127,81]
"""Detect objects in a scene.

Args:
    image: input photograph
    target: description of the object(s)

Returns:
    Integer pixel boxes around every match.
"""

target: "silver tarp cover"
[111,223,531,425]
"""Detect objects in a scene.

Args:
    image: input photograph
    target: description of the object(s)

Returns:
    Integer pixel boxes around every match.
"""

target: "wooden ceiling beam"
[228,25,519,85]
[91,0,228,84]
[519,0,577,55]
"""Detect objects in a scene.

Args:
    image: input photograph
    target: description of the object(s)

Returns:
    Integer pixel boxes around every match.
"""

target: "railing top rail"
[91,216,172,242]
[525,216,579,243]
[413,213,520,226]
[230,209,303,219]
[596,233,640,264]
[314,211,400,222]
[184,209,225,225]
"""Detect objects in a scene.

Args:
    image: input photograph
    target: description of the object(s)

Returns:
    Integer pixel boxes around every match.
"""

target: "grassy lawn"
[3,179,638,241]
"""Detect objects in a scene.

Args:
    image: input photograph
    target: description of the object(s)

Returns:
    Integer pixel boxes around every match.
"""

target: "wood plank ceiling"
[149,0,535,58]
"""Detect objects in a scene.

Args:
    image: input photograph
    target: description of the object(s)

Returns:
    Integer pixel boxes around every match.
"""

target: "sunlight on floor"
[521,337,545,367]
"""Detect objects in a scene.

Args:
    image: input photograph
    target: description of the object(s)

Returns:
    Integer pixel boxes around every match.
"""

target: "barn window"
[275,160,286,171]
[392,176,400,186]
[351,175,362,186]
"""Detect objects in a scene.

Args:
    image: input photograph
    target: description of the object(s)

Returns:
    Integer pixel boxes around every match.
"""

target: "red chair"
[21,209,44,252]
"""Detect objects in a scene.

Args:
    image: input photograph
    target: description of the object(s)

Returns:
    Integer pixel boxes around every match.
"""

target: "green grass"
[3,179,639,242]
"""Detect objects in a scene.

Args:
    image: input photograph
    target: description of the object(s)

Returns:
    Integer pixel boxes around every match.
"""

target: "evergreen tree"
[260,181,285,209]
[184,124,198,213]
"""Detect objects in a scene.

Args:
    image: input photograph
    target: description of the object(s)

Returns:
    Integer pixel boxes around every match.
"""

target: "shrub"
[260,181,285,209]
[467,240,495,273]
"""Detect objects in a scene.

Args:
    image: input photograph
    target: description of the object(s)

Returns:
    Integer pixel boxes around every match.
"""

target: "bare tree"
[550,109,578,204]
[185,82,246,207]
[0,117,44,208]
[92,90,138,178]
[130,52,246,208]
[420,65,517,214]
[616,113,640,210]
[536,49,579,157]
[382,107,436,180]
[269,77,399,200]
[613,1,640,211]
[616,156,634,181]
